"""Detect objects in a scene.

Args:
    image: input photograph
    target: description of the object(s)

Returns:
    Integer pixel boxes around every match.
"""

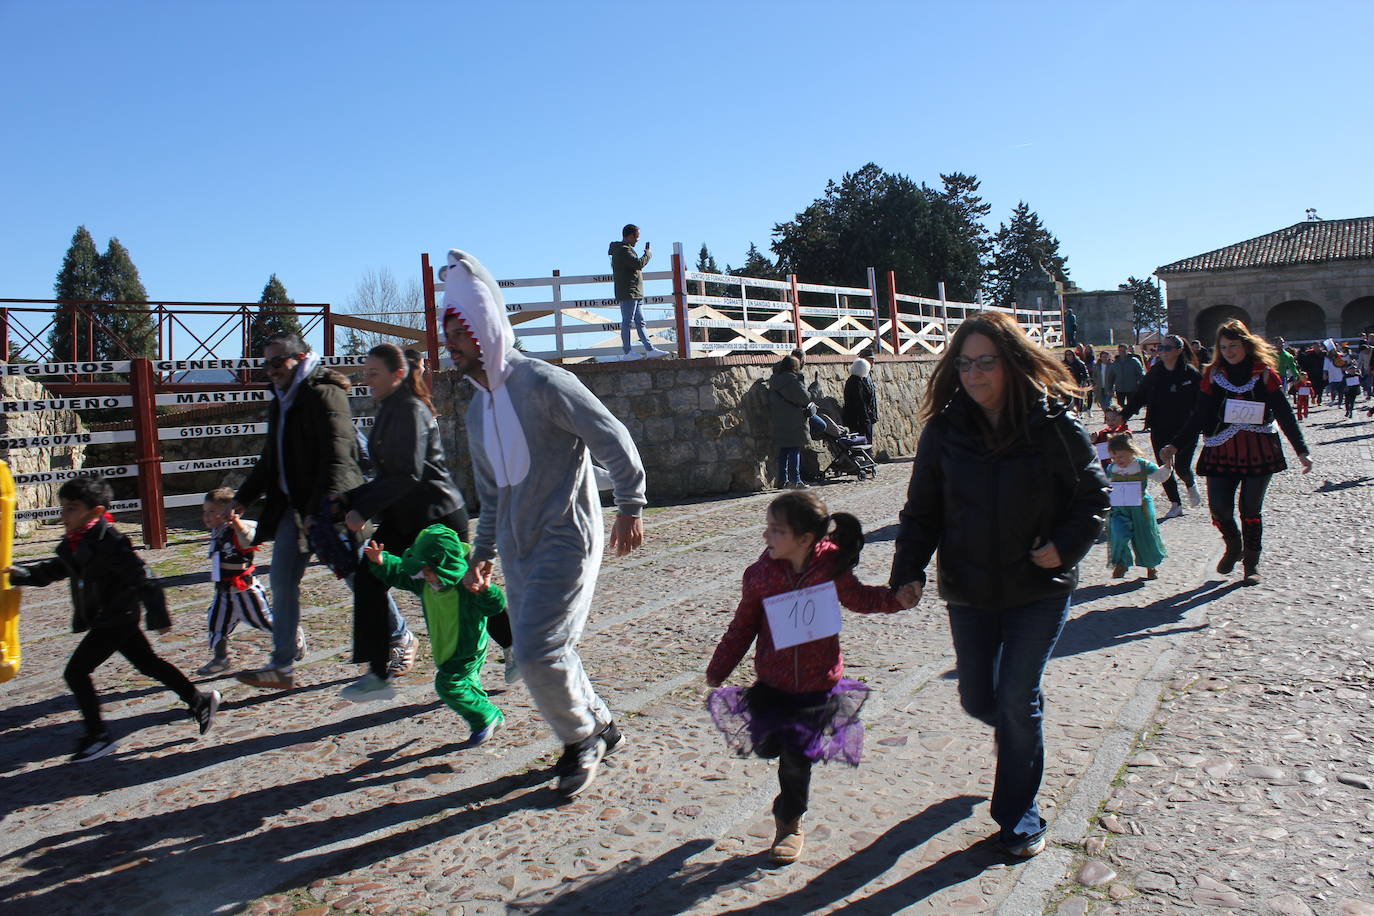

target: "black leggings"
[66,624,198,735]
[1206,474,1271,537]
[1149,430,1195,505]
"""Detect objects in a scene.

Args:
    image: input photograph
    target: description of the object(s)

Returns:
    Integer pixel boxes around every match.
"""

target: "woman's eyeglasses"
[954,354,1002,373]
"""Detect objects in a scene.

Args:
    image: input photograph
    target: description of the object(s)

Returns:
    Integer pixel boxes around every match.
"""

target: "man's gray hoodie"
[442,248,647,744]
[608,241,651,300]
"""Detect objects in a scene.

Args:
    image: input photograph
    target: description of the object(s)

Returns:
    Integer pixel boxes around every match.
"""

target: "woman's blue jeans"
[946,592,1071,846]
[777,447,802,485]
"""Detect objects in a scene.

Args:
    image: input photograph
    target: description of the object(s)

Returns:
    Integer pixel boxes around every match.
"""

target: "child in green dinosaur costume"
[363,524,506,743]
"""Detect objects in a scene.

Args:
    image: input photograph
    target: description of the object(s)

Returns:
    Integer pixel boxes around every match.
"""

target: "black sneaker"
[71,732,119,763]
[556,735,606,799]
[192,690,221,735]
[599,721,625,757]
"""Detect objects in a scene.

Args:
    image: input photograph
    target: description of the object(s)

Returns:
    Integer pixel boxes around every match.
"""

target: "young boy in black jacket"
[4,476,220,762]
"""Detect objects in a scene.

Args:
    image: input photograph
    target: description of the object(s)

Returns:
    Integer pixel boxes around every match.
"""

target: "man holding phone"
[608,224,669,360]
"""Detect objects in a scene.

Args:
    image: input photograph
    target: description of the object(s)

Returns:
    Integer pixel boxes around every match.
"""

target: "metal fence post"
[789,274,803,351]
[421,253,441,385]
[552,269,564,359]
[866,267,879,353]
[938,282,949,349]
[886,271,900,355]
[130,358,166,549]
[672,243,691,359]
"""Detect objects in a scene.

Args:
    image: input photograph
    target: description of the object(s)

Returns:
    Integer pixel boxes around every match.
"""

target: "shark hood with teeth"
[440,248,530,487]
[441,249,515,390]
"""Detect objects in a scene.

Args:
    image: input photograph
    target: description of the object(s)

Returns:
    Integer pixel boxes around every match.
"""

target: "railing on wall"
[422,245,1063,362]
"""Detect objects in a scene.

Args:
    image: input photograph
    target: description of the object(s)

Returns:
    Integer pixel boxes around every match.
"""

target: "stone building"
[1156,216,1374,343]
[1014,262,1137,346]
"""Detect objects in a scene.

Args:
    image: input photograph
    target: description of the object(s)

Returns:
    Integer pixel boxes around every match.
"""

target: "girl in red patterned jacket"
[705,490,915,865]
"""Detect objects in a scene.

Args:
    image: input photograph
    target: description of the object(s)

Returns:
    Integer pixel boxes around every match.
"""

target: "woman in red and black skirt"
[1162,320,1312,586]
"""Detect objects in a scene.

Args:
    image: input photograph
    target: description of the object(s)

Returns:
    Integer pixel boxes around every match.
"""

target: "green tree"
[98,238,156,358]
[987,201,1069,309]
[1120,275,1165,341]
[770,163,988,302]
[249,274,304,357]
[695,243,720,275]
[49,225,102,362]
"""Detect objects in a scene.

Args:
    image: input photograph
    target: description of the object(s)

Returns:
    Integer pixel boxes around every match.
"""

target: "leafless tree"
[342,267,426,352]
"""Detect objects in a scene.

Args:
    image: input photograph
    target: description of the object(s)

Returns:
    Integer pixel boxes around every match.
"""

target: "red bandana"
[65,512,114,552]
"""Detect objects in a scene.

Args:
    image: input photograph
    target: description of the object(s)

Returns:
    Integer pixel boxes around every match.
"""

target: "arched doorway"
[1265,300,1326,342]
[1342,296,1374,337]
[1195,305,1251,343]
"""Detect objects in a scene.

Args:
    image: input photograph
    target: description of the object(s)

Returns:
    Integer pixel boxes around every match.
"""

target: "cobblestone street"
[1,401,1371,915]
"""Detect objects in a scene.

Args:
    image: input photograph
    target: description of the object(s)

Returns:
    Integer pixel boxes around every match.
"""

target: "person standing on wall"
[1063,307,1078,347]
[233,334,407,690]
[1121,334,1203,519]
[889,311,1109,859]
[609,224,669,361]
[334,344,472,702]
[443,248,647,799]
[1162,320,1312,586]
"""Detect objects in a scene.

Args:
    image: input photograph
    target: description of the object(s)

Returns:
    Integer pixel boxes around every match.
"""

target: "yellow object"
[0,459,20,682]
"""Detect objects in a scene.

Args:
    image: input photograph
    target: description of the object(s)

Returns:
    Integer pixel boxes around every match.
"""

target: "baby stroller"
[808,406,877,481]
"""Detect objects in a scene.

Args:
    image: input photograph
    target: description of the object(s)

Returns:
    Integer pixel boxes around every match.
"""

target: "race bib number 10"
[763,581,843,650]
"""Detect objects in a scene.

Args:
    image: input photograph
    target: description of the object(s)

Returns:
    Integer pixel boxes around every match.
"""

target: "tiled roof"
[1156,217,1374,274]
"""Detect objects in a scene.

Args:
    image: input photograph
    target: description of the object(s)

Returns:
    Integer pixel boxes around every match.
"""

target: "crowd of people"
[8,250,1339,868]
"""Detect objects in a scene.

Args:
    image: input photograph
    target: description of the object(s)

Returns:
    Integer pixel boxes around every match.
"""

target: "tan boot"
[770,815,804,865]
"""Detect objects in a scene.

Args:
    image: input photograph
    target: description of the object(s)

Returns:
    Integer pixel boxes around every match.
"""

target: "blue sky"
[2,0,1370,340]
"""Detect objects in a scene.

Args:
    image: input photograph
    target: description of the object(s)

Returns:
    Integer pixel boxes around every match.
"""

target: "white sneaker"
[339,673,396,703]
[643,347,670,359]
[1162,503,1184,519]
[619,351,643,362]
[504,654,523,686]
[1186,485,1203,508]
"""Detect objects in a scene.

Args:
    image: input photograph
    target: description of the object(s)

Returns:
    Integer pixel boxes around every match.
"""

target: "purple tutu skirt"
[707,678,870,766]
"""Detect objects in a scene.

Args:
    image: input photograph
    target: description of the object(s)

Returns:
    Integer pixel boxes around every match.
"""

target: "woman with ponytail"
[890,311,1110,859]
[705,490,916,865]
[335,343,470,702]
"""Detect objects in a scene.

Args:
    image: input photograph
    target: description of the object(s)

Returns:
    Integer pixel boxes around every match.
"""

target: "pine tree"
[249,274,305,357]
[49,225,102,362]
[98,238,156,358]
[695,243,720,275]
[987,202,1069,309]
[1120,276,1165,340]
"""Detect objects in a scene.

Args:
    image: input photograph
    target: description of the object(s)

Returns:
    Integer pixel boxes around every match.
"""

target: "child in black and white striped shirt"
[199,488,278,675]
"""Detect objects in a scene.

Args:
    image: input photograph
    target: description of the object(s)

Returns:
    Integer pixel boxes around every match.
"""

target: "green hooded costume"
[368,524,505,733]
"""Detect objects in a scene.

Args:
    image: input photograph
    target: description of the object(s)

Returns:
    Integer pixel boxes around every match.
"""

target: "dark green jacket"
[369,525,506,666]
[235,366,362,545]
[609,241,652,300]
[768,369,811,449]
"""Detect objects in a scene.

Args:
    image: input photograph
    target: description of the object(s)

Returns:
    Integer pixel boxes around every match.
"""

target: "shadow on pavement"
[1,733,557,915]
[531,795,983,915]
[1054,579,1241,659]
[0,675,356,773]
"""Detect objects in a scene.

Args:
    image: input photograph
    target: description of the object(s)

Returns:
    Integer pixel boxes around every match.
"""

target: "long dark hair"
[1164,334,1197,369]
[768,490,864,570]
[368,342,434,411]
[923,312,1083,449]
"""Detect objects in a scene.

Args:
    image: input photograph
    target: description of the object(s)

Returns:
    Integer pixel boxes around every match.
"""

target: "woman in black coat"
[1121,334,1202,517]
[890,312,1109,858]
[338,344,472,699]
[842,357,878,444]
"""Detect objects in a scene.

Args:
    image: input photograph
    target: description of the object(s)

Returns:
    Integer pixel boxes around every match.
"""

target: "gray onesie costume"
[442,249,647,745]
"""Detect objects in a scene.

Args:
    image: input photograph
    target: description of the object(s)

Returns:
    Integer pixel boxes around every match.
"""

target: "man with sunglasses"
[231,335,374,689]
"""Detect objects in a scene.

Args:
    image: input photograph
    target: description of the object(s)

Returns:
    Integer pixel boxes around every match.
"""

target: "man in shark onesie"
[441,249,648,800]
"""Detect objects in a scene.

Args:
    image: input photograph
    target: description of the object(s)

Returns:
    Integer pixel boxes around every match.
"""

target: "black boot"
[1214,518,1242,575]
[1240,517,1262,585]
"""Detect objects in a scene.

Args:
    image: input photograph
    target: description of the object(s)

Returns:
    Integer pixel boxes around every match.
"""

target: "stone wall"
[0,377,89,534]
[1065,289,1137,346]
[432,354,936,508]
[1161,260,1374,341]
